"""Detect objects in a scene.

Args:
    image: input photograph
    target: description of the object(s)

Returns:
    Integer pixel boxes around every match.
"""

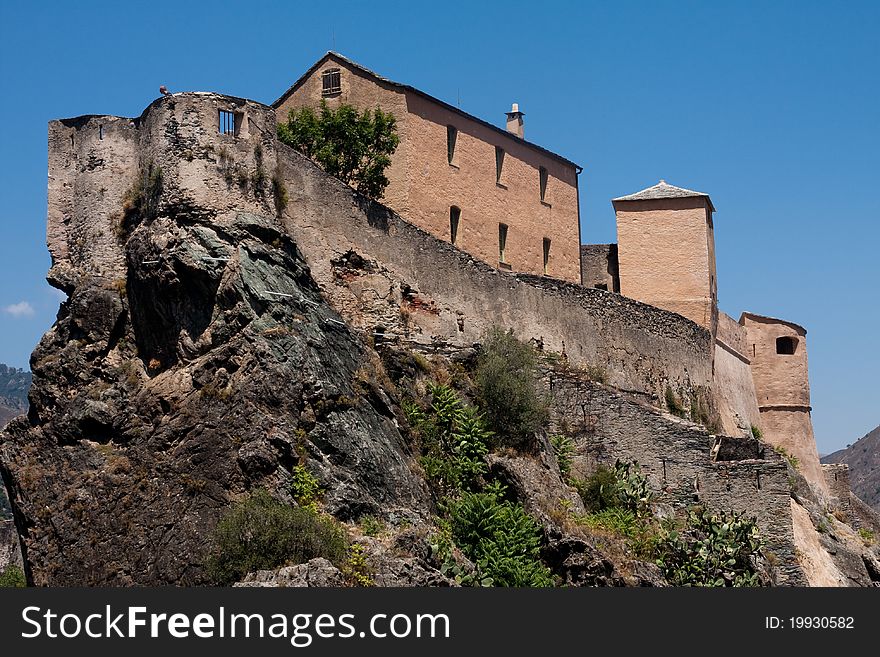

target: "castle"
[276,52,830,499]
[24,52,875,586]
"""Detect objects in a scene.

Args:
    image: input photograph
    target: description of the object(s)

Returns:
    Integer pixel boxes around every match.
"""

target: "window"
[447,125,458,164]
[219,110,239,136]
[776,336,797,355]
[322,68,341,96]
[594,283,608,291]
[539,166,548,201]
[495,146,505,183]
[542,237,551,275]
[99,125,103,140]
[498,223,508,263]
[450,206,461,244]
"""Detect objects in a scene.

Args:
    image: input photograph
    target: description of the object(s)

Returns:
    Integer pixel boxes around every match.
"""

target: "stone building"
[611,180,718,333]
[579,179,833,500]
[742,312,827,495]
[273,52,583,283]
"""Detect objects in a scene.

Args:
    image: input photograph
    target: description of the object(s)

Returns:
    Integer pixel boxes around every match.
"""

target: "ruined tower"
[741,312,828,496]
[612,180,718,333]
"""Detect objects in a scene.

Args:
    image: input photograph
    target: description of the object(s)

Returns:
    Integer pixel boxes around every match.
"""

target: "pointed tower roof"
[613,180,715,211]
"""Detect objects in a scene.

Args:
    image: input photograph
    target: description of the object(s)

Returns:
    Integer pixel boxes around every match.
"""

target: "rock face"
[0,208,428,585]
[823,425,880,512]
[0,364,30,430]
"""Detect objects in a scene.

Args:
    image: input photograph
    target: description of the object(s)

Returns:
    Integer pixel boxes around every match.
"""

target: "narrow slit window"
[322,68,341,96]
[495,146,505,183]
[99,125,104,140]
[776,336,797,355]
[539,166,548,201]
[447,125,458,164]
[542,238,551,274]
[450,206,461,245]
[219,110,237,135]
[498,223,508,263]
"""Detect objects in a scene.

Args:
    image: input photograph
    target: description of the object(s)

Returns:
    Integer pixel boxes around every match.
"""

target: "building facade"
[274,52,583,283]
[612,180,718,333]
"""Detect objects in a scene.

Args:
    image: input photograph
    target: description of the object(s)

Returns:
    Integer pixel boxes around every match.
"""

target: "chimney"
[505,103,524,139]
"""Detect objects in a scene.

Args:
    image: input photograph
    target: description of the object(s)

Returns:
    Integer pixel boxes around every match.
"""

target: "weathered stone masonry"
[39,90,822,586]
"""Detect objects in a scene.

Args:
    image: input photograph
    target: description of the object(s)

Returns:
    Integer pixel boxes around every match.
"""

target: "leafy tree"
[277,100,400,200]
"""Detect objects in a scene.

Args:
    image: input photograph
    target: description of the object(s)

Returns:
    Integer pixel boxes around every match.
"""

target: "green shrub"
[550,434,575,479]
[445,483,553,587]
[858,527,875,545]
[359,514,385,538]
[475,328,548,450]
[291,465,321,510]
[773,445,800,470]
[406,384,491,494]
[573,461,652,514]
[206,489,347,585]
[277,101,400,200]
[654,507,764,587]
[341,544,373,587]
[0,565,26,588]
[750,425,763,440]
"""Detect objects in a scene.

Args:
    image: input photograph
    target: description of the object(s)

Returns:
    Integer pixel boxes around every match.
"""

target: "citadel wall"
[714,311,762,436]
[275,143,715,406]
[742,312,828,497]
[48,94,280,289]
[547,374,806,585]
[579,244,619,291]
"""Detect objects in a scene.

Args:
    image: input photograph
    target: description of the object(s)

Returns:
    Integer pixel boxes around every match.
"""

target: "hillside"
[0,364,30,428]
[823,425,880,511]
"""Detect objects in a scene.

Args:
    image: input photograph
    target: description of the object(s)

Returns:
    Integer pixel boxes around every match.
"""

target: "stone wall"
[47,93,279,293]
[579,244,619,291]
[823,464,852,520]
[276,145,715,406]
[714,312,761,436]
[547,373,806,585]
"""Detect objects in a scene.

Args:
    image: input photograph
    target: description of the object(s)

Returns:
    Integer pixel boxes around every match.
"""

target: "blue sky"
[0,1,877,453]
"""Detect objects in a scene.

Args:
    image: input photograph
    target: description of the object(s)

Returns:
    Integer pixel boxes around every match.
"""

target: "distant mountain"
[822,425,880,511]
[0,363,30,429]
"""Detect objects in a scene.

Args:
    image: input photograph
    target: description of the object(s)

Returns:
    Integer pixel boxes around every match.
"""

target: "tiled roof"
[273,52,580,170]
[613,180,714,211]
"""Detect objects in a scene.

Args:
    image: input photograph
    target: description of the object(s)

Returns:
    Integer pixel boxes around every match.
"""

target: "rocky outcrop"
[234,558,345,587]
[0,208,428,585]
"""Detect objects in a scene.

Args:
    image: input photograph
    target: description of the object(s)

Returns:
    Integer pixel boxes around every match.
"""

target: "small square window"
[322,68,341,96]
